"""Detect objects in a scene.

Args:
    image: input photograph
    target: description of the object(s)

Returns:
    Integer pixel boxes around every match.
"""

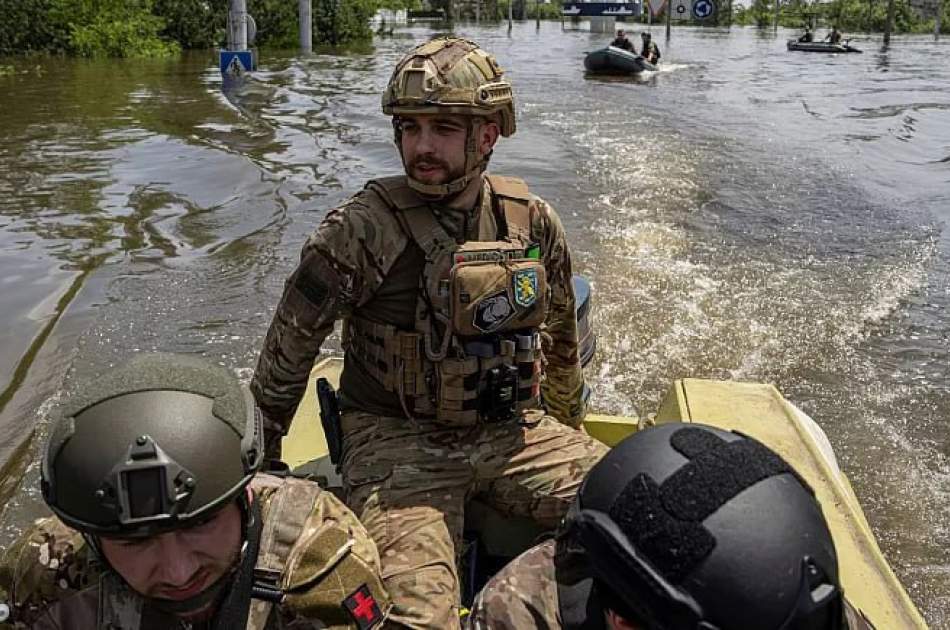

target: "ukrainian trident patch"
[513,268,539,307]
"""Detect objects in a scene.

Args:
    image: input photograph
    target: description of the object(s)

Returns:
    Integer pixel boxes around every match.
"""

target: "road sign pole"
[935,3,941,40]
[666,0,671,39]
[300,0,312,52]
[230,0,248,51]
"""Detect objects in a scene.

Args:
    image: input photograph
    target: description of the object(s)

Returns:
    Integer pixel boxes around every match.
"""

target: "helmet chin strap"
[396,116,491,203]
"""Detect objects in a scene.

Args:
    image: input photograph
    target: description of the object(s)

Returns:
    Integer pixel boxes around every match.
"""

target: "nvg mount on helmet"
[41,353,264,538]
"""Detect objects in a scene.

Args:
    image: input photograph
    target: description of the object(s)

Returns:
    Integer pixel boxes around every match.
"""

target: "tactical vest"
[97,474,387,630]
[345,175,550,426]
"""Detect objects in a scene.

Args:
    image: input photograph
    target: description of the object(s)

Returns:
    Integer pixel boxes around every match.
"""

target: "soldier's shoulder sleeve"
[530,196,585,429]
[0,516,102,628]
[467,540,560,630]
[302,190,409,305]
[278,480,391,629]
[25,586,100,630]
[251,191,411,449]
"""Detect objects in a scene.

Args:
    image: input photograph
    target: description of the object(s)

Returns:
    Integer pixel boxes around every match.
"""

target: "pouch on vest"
[450,255,547,336]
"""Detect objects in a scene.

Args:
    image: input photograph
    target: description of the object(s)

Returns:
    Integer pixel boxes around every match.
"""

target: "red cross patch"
[343,584,383,629]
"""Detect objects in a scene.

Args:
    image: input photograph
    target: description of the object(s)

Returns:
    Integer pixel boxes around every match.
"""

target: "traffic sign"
[647,0,667,16]
[671,0,690,19]
[219,50,255,76]
[691,0,715,19]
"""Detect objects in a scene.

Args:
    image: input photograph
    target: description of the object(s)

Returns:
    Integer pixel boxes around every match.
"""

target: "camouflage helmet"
[382,37,516,136]
[383,37,515,199]
[41,353,263,538]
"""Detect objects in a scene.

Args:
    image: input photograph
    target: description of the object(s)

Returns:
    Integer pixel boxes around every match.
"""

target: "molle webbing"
[253,474,321,587]
[485,175,534,243]
[343,319,428,398]
[352,175,542,425]
[347,316,540,421]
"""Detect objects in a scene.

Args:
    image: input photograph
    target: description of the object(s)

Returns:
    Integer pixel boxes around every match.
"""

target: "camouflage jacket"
[252,174,585,443]
[0,474,390,630]
[468,540,879,630]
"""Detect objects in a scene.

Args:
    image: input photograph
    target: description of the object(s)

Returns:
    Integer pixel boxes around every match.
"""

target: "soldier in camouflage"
[469,423,878,630]
[252,36,608,628]
[0,353,390,630]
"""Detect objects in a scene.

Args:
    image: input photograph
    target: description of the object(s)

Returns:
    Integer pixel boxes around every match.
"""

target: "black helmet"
[561,423,844,630]
[41,353,263,538]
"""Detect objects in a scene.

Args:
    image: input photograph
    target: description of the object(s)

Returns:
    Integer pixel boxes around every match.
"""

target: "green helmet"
[382,37,516,199]
[41,353,263,538]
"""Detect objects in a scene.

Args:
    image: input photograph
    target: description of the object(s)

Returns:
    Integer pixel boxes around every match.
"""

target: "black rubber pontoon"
[787,39,863,53]
[584,46,657,74]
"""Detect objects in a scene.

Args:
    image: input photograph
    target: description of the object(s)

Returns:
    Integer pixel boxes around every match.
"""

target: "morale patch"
[513,268,539,307]
[343,584,383,629]
[473,290,514,332]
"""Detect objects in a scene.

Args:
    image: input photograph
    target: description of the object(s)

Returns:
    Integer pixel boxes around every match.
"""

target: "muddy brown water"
[0,23,947,625]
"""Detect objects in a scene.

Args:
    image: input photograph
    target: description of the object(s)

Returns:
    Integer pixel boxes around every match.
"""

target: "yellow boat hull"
[285,358,928,629]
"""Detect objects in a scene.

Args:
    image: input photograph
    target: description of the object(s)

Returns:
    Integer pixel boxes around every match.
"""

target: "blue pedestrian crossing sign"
[219,50,255,76]
[691,0,715,18]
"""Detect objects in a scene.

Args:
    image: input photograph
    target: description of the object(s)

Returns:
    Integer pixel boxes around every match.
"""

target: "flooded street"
[0,23,948,625]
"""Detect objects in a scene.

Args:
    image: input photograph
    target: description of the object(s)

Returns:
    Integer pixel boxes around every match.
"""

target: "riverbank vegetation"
[0,0,410,57]
[732,0,947,33]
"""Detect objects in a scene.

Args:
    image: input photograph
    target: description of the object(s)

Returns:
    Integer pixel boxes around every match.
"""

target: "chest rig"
[346,175,550,426]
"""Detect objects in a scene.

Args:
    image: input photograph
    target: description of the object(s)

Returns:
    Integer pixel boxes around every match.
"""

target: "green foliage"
[248,0,300,47]
[733,0,948,32]
[60,0,180,57]
[0,0,67,55]
[375,0,422,10]
[312,0,376,45]
[0,0,382,56]
[0,0,180,57]
[526,1,564,20]
[152,0,228,49]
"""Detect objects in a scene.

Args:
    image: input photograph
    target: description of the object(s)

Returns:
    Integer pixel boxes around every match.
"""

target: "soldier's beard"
[145,548,242,621]
[407,155,464,185]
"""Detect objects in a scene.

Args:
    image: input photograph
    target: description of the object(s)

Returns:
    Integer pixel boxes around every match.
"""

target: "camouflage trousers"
[339,409,608,630]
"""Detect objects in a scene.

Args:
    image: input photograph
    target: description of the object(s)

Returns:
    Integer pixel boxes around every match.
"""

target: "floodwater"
[0,23,948,625]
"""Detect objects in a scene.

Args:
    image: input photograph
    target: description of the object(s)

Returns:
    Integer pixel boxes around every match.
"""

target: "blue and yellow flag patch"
[513,268,539,308]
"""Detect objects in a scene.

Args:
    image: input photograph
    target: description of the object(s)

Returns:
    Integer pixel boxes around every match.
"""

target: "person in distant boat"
[640,32,661,64]
[610,29,635,52]
[468,423,878,630]
[825,25,843,44]
[798,25,814,42]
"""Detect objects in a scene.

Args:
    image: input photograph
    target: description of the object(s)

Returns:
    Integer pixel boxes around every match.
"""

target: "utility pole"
[508,0,513,30]
[935,2,941,40]
[665,0,671,39]
[536,0,541,29]
[299,0,312,52]
[229,0,248,50]
[773,0,780,31]
[866,0,872,32]
[883,0,895,45]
